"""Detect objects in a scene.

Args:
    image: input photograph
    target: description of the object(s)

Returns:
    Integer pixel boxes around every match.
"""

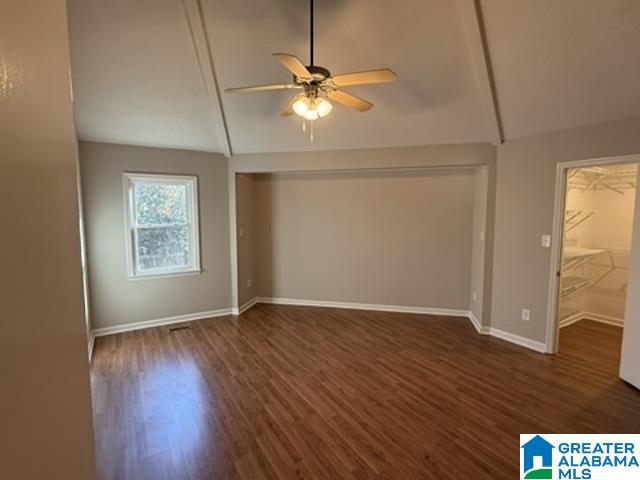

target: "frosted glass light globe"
[292,96,310,117]
[315,97,333,118]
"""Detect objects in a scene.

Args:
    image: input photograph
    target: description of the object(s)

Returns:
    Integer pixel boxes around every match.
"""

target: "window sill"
[127,269,202,281]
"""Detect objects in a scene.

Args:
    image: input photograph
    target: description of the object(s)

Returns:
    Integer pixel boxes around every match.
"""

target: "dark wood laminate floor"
[91,305,640,480]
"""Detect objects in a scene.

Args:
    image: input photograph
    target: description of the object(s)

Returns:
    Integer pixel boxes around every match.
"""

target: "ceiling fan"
[224,0,397,140]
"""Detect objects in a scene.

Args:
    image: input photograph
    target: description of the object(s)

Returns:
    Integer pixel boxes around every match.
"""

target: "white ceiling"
[201,0,489,153]
[68,0,640,155]
[68,0,228,152]
[480,0,640,140]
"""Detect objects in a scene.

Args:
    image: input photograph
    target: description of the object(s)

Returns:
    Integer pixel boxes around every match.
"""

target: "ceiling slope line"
[180,0,233,157]
[456,0,503,145]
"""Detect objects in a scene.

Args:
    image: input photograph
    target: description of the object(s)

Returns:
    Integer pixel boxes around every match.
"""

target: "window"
[123,173,200,278]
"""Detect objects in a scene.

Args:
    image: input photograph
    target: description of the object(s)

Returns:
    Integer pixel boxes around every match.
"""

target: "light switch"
[541,234,551,248]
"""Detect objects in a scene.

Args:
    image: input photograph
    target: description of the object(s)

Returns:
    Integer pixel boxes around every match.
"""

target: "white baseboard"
[232,297,258,315]
[88,298,549,355]
[255,296,470,317]
[584,312,624,327]
[488,328,548,353]
[558,311,584,328]
[467,311,490,335]
[92,308,234,338]
[255,297,549,352]
[559,311,624,329]
[256,298,547,353]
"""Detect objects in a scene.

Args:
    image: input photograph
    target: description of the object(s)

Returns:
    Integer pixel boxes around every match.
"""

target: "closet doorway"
[547,155,640,389]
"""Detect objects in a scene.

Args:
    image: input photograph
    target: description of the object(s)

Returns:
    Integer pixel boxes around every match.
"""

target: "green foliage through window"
[126,174,199,276]
[134,183,188,225]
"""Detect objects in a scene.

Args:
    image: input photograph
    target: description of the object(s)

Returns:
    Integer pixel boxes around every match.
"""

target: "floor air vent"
[169,325,190,332]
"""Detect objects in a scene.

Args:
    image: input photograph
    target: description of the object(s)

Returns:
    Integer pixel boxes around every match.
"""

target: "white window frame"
[123,172,201,279]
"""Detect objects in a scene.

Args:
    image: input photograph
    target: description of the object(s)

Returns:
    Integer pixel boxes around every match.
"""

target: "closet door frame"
[546,153,640,355]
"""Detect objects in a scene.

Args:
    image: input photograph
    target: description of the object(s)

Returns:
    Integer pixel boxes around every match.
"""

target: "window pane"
[135,182,188,225]
[137,226,190,271]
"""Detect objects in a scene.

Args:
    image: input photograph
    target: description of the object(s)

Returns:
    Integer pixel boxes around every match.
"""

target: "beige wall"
[470,166,488,322]
[0,1,96,478]
[79,142,231,329]
[575,183,637,251]
[236,174,256,307]
[492,118,640,343]
[230,143,496,315]
[245,168,478,310]
[82,116,640,352]
[621,169,640,389]
[232,143,495,173]
[482,157,497,327]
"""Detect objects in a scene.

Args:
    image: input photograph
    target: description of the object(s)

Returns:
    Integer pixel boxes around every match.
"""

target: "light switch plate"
[541,234,551,248]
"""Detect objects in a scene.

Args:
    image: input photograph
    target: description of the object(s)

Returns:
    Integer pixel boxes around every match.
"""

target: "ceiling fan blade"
[330,68,396,87]
[273,53,312,81]
[282,95,300,116]
[327,89,373,112]
[225,83,302,93]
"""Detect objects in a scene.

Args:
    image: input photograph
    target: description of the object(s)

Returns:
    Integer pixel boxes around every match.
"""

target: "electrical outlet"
[472,291,477,302]
[521,308,531,321]
[247,278,253,288]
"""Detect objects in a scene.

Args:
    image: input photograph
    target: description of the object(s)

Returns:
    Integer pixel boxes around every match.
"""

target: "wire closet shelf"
[560,165,637,321]
[567,166,637,194]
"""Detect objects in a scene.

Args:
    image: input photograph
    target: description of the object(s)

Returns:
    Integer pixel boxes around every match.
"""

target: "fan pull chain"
[300,118,316,142]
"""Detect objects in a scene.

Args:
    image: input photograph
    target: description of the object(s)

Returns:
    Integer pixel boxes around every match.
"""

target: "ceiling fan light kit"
[292,95,333,120]
[224,0,397,141]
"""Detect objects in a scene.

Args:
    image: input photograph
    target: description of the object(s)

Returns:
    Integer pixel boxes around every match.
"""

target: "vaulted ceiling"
[480,0,640,140]
[68,0,640,155]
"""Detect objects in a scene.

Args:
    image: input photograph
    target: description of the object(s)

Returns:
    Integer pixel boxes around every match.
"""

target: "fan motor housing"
[298,65,331,83]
